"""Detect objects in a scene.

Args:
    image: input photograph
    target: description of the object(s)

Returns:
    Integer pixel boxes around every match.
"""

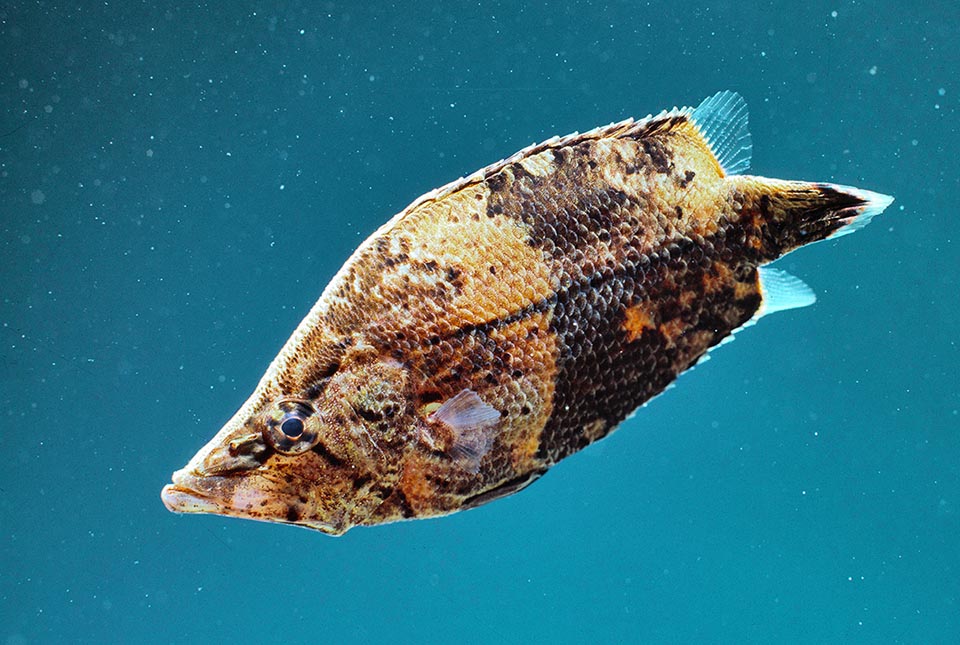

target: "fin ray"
[690,91,752,176]
[757,267,817,317]
[426,389,499,474]
[824,184,895,238]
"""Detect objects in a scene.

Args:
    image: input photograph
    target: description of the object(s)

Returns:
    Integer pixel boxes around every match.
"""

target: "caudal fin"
[730,177,894,261]
[822,183,895,238]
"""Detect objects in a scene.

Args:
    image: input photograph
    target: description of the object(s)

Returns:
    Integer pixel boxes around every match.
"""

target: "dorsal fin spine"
[689,91,753,176]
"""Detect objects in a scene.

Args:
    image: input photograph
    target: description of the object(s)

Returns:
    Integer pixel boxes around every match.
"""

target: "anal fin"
[716,267,815,348]
[756,266,816,318]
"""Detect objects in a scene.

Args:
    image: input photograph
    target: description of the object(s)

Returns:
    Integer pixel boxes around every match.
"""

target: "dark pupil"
[280,416,305,438]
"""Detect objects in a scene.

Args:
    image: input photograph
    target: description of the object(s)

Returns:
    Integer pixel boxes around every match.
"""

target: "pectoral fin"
[422,389,500,473]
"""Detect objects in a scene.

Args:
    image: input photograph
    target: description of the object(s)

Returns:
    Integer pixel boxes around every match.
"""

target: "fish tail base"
[735,177,894,260]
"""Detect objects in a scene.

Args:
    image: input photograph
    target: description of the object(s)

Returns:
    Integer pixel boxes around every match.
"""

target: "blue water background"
[2,2,958,643]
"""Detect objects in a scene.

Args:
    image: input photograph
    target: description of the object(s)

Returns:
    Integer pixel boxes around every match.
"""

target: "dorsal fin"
[689,91,752,176]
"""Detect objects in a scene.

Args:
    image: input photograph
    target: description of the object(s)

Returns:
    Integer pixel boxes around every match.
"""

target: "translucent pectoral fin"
[423,389,499,474]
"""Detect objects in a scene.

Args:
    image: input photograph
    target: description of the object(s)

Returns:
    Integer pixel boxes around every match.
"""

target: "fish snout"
[161,468,222,514]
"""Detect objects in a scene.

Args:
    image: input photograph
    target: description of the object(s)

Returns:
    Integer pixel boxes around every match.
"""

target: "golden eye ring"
[263,399,321,455]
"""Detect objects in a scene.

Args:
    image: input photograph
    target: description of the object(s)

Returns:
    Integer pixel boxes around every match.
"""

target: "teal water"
[2,2,957,643]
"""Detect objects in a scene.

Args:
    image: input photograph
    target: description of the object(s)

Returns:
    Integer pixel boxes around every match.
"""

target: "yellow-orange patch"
[623,302,656,342]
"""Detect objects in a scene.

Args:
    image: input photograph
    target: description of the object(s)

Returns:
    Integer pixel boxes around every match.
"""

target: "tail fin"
[821,183,895,239]
[731,177,894,261]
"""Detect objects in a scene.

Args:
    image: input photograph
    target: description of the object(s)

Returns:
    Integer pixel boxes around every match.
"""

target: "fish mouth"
[161,469,223,514]
[160,483,221,514]
[160,468,345,534]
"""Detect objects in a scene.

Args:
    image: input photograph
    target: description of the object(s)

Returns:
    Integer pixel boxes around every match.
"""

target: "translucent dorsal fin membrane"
[690,91,752,176]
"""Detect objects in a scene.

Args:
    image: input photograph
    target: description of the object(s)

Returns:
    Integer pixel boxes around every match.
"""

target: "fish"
[161,91,893,535]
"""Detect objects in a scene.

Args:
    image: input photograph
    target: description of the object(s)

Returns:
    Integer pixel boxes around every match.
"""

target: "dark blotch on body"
[312,442,346,467]
[486,173,506,193]
[642,139,672,174]
[352,474,373,490]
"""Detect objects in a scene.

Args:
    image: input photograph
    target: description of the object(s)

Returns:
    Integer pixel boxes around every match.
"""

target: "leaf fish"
[161,91,893,535]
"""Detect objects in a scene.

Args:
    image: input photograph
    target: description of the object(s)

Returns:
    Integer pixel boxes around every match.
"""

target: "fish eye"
[263,400,321,455]
[280,415,305,438]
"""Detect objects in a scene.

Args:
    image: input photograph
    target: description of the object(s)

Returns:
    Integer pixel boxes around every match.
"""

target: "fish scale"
[162,92,893,535]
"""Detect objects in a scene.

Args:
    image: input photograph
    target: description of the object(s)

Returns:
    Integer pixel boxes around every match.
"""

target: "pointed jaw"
[160,397,360,536]
[160,465,348,535]
[161,468,224,515]
[160,465,279,521]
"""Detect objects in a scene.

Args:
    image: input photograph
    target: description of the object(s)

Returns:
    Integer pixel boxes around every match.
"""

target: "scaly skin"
[161,99,887,535]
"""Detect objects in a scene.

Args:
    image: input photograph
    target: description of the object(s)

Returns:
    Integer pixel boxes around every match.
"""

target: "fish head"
[161,352,414,535]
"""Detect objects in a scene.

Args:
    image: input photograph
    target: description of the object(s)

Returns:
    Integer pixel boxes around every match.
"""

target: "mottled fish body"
[162,92,892,534]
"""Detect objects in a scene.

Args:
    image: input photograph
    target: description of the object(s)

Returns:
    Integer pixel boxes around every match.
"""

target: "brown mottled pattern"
[478,125,741,463]
[162,103,883,535]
